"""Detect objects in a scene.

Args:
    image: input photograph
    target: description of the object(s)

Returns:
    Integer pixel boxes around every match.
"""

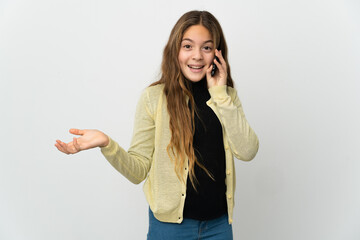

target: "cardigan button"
[226,170,231,175]
[227,194,232,199]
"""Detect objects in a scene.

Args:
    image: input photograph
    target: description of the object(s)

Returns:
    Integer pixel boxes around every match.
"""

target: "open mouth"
[188,65,204,69]
[188,65,204,73]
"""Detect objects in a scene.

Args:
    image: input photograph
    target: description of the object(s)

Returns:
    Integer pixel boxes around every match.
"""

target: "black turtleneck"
[183,78,227,220]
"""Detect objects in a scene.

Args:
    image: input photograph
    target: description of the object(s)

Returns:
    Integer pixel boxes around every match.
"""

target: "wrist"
[208,85,228,98]
[100,135,110,148]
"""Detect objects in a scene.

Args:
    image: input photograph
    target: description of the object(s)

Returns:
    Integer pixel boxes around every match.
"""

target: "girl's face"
[178,25,215,82]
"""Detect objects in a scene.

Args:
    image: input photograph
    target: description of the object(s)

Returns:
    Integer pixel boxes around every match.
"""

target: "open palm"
[55,128,109,154]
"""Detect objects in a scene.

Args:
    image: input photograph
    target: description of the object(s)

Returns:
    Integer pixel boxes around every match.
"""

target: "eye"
[183,44,191,49]
[203,46,212,51]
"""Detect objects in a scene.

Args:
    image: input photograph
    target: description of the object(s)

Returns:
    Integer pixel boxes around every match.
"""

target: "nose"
[192,48,203,61]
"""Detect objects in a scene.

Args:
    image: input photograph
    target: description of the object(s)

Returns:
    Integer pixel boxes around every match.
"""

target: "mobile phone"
[211,56,220,76]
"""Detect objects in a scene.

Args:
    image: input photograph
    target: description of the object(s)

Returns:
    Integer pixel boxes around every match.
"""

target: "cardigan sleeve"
[100,88,155,184]
[208,85,259,161]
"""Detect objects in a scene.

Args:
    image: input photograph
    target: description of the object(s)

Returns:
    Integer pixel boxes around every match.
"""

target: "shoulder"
[145,83,165,97]
[138,83,164,117]
[142,83,165,104]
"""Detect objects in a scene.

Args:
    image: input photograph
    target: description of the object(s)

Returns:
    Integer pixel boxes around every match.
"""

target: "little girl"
[55,10,259,240]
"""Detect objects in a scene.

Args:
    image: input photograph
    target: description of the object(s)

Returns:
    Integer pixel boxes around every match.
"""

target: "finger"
[73,137,81,152]
[213,57,225,74]
[206,64,214,81]
[69,128,84,136]
[215,59,227,78]
[55,142,65,153]
[55,140,66,152]
[215,50,227,72]
[215,49,225,63]
[55,140,70,154]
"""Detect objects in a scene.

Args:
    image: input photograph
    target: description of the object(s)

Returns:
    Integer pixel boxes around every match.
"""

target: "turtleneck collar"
[187,77,207,93]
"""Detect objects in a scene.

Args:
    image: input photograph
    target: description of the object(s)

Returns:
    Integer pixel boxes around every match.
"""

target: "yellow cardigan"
[100,83,259,224]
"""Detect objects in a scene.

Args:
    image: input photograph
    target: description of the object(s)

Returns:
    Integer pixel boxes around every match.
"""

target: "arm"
[55,88,155,184]
[100,89,155,184]
[208,85,259,161]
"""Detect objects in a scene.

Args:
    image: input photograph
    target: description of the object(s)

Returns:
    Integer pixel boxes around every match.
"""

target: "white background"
[1,0,359,239]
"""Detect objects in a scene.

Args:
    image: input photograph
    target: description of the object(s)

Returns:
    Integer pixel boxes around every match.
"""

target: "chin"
[184,74,206,82]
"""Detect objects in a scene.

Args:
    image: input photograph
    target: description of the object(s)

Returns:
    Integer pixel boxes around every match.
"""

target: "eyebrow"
[181,38,214,44]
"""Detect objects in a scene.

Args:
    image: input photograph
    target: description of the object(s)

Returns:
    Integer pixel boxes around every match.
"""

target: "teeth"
[189,65,203,69]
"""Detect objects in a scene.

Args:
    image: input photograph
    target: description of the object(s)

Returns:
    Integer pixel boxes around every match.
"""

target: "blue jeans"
[147,208,233,240]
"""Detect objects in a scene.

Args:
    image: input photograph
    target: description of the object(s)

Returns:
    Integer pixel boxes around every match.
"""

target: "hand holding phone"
[211,56,220,77]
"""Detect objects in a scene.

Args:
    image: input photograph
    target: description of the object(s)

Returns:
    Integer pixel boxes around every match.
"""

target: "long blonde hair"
[151,10,234,189]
